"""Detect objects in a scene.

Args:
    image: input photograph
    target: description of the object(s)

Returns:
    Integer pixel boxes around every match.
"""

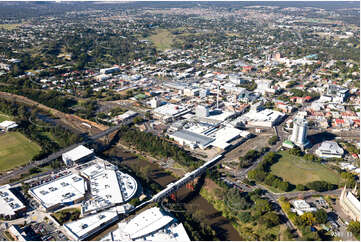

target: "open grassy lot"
[0,23,21,30]
[148,29,175,51]
[0,113,13,122]
[52,207,81,225]
[270,151,341,185]
[0,132,41,171]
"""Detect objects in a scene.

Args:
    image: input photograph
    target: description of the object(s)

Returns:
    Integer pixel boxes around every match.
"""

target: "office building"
[290,117,309,148]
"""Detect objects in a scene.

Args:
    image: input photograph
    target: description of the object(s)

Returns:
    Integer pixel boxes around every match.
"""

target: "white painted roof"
[62,145,93,162]
[101,207,190,241]
[153,104,188,117]
[80,161,137,213]
[29,174,86,209]
[0,120,18,129]
[0,184,26,217]
[64,207,119,240]
[317,141,344,155]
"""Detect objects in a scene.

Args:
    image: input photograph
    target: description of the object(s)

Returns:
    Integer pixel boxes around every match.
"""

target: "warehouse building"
[169,129,215,150]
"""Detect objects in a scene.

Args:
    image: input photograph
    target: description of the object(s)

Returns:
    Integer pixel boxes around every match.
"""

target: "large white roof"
[81,161,137,213]
[317,141,344,155]
[125,207,174,239]
[0,120,18,129]
[64,207,119,240]
[153,104,188,117]
[29,174,86,209]
[62,145,93,162]
[0,184,26,217]
[101,207,190,241]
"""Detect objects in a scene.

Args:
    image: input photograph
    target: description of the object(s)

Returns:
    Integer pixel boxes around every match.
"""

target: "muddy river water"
[106,146,242,241]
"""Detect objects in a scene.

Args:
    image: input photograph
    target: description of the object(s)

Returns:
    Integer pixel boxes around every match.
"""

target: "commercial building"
[29,174,86,212]
[315,141,344,158]
[327,84,350,103]
[241,109,285,127]
[196,110,236,125]
[0,120,18,131]
[229,74,248,85]
[170,129,214,150]
[291,199,317,216]
[100,67,120,74]
[111,110,138,125]
[149,97,161,108]
[101,207,190,241]
[80,161,137,214]
[282,140,295,149]
[62,145,94,166]
[0,184,26,219]
[340,185,360,221]
[195,105,209,118]
[64,207,120,241]
[209,126,243,150]
[153,104,190,122]
[8,225,30,241]
[290,117,309,148]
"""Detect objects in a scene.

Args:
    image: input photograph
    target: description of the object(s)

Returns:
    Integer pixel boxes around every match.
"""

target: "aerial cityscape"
[0,1,359,241]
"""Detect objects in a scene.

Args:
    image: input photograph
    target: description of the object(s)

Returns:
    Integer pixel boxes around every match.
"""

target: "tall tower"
[289,117,309,148]
[216,83,220,109]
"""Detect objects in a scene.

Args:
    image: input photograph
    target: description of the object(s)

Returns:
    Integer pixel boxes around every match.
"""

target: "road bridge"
[149,154,223,203]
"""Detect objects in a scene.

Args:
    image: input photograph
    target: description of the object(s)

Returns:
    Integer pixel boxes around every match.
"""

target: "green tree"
[347,221,360,240]
[268,136,279,145]
[313,209,328,225]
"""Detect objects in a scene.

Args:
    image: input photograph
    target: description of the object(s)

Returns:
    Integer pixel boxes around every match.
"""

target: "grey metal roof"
[171,129,214,147]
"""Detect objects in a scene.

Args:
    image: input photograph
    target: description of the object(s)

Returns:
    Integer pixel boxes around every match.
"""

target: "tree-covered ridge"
[0,98,82,160]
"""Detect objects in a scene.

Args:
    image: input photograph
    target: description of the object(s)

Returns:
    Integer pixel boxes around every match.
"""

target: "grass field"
[0,23,21,30]
[0,132,41,171]
[0,113,13,122]
[270,151,341,185]
[148,29,175,51]
[52,207,81,225]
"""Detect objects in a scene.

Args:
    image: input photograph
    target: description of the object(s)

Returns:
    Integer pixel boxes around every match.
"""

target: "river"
[104,145,242,241]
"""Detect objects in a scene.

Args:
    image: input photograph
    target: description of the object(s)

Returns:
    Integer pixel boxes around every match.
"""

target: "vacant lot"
[148,29,175,51]
[271,151,341,185]
[0,132,41,171]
